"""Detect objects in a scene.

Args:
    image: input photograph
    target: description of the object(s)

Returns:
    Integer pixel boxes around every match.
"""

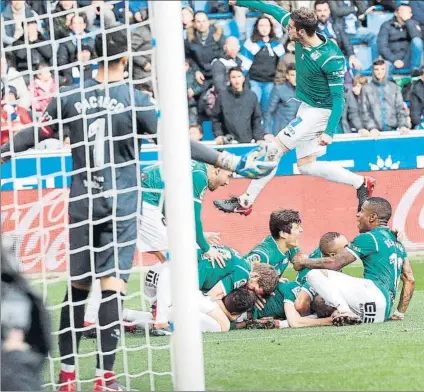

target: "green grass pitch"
[40,256,424,391]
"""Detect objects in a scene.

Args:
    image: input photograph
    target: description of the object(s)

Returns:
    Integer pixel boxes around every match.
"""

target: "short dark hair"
[373,59,385,67]
[314,0,330,9]
[251,16,277,42]
[286,63,296,72]
[269,210,301,239]
[70,12,88,27]
[366,197,392,224]
[194,10,208,19]
[223,287,256,314]
[291,7,318,37]
[229,66,243,76]
[319,232,342,256]
[95,24,128,66]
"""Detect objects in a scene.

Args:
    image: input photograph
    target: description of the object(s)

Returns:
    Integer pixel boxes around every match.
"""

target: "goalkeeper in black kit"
[0,25,275,391]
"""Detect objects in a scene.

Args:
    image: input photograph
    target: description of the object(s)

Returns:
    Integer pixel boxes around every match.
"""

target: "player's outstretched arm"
[292,249,356,271]
[284,302,332,328]
[231,0,291,27]
[391,258,415,320]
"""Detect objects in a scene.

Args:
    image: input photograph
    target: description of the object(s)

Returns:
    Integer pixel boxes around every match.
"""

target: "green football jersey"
[236,0,346,136]
[142,160,208,207]
[346,227,408,317]
[296,248,322,298]
[244,235,299,276]
[252,281,301,320]
[198,246,251,295]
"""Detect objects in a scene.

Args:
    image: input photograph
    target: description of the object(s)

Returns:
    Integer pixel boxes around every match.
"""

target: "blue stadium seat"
[202,121,215,141]
[354,44,373,72]
[366,12,394,35]
[208,12,233,20]
[245,18,257,40]
[214,18,240,38]
[193,0,208,12]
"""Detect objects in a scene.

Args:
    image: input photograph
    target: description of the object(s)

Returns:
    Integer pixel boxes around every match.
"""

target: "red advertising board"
[1,170,423,274]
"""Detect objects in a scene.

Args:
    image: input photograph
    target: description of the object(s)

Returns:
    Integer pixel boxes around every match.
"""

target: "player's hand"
[255,295,267,310]
[394,60,404,69]
[318,133,332,146]
[369,128,380,139]
[235,146,277,179]
[205,232,221,246]
[204,247,226,268]
[264,133,274,142]
[349,55,362,70]
[195,71,205,85]
[256,140,266,147]
[391,228,404,242]
[399,127,410,135]
[292,252,308,271]
[388,314,404,321]
[358,128,370,137]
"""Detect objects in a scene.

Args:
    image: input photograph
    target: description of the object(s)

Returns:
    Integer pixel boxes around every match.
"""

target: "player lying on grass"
[214,0,375,217]
[293,197,416,326]
[83,160,232,332]
[148,246,279,335]
[123,287,257,334]
[234,280,334,329]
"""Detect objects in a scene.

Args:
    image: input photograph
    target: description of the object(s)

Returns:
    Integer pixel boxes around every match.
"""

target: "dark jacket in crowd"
[13,32,53,73]
[1,238,51,391]
[317,19,355,58]
[186,64,206,107]
[342,87,364,133]
[328,0,368,32]
[264,82,300,135]
[411,1,424,31]
[369,0,397,12]
[185,24,225,79]
[131,23,153,90]
[211,86,264,143]
[3,3,35,40]
[377,17,422,63]
[211,55,243,95]
[410,78,424,128]
[57,37,95,86]
[361,74,409,131]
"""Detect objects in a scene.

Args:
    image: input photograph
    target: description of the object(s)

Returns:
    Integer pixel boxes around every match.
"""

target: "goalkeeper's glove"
[234,146,277,179]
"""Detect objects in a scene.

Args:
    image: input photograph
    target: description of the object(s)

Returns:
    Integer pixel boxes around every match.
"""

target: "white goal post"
[152,1,205,390]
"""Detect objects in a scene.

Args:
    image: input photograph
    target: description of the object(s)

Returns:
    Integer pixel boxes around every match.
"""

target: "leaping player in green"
[215,0,375,216]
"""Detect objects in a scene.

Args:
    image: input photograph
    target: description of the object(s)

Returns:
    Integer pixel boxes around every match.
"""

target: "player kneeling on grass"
[293,197,415,326]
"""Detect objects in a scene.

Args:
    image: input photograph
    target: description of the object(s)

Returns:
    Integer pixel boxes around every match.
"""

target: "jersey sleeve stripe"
[283,299,294,303]
[366,233,380,252]
[193,198,202,204]
[235,265,250,276]
[346,247,361,260]
[300,287,314,300]
[321,55,346,68]
[328,83,344,86]
[280,12,291,25]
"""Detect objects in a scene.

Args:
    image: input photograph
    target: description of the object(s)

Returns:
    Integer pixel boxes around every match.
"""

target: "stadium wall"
[1,169,423,274]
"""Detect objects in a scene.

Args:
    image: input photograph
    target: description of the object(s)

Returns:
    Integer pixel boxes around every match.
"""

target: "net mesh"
[1,1,173,390]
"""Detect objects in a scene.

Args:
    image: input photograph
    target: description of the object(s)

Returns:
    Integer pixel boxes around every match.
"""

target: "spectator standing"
[186,59,206,125]
[263,63,300,138]
[328,0,378,63]
[1,86,32,146]
[185,11,225,87]
[57,14,95,86]
[52,0,77,40]
[315,0,362,71]
[361,59,410,137]
[130,9,153,91]
[79,0,116,30]
[342,75,367,134]
[1,53,31,110]
[212,67,264,144]
[241,16,285,113]
[182,5,194,39]
[29,63,58,114]
[410,67,424,130]
[378,3,423,76]
[2,0,36,45]
[12,20,53,78]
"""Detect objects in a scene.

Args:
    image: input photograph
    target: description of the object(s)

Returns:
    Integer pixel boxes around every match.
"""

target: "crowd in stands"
[0,0,423,148]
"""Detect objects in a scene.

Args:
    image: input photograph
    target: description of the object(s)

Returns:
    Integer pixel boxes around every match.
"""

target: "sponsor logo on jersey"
[311,51,321,61]
[359,302,377,323]
[246,253,261,264]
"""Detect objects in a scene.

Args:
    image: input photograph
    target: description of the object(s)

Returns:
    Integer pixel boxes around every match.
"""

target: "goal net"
[1,1,203,390]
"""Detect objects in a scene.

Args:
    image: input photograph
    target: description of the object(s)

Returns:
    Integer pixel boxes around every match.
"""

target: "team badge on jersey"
[311,51,321,61]
[246,253,261,264]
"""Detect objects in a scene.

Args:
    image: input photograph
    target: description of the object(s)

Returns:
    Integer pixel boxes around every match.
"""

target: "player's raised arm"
[231,0,291,27]
[321,58,346,140]
[0,97,60,162]
[292,248,356,271]
[390,258,415,320]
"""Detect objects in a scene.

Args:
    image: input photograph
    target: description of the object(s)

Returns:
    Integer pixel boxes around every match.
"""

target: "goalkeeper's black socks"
[58,285,90,367]
[96,290,121,373]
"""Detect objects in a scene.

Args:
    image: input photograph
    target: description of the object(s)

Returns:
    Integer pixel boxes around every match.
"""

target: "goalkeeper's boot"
[93,372,125,391]
[151,325,173,336]
[83,321,97,339]
[57,370,76,391]
[357,176,376,212]
[332,310,362,327]
[213,197,252,216]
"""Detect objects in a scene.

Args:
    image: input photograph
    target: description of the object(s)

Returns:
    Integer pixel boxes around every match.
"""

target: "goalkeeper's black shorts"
[68,214,137,284]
